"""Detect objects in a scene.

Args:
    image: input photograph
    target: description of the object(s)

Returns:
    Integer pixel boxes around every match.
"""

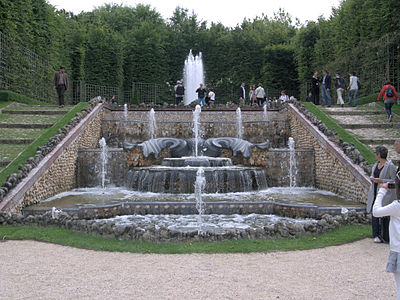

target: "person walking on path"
[348,71,359,107]
[373,177,400,299]
[196,83,206,107]
[378,80,399,122]
[311,71,320,105]
[367,146,397,243]
[334,72,347,107]
[321,69,332,107]
[53,66,69,108]
[255,83,266,107]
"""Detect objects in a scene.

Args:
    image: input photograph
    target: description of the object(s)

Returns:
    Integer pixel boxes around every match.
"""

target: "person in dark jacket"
[53,66,69,108]
[196,83,206,107]
[311,71,320,105]
[378,80,399,122]
[321,69,332,107]
[238,82,246,104]
[334,72,347,107]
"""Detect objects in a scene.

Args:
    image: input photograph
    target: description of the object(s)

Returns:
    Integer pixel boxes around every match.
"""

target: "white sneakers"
[374,237,382,243]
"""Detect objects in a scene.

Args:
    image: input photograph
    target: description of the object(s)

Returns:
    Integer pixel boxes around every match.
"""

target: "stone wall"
[287,104,370,203]
[4,104,104,212]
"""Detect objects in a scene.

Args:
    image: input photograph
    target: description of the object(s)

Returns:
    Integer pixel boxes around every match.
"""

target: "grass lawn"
[0,144,27,161]
[302,102,375,164]
[0,224,370,254]
[0,101,13,109]
[0,128,45,139]
[6,105,72,111]
[0,113,63,124]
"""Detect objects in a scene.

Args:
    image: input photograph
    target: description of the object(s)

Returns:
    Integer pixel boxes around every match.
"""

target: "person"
[196,83,206,107]
[367,146,397,243]
[255,83,265,106]
[378,80,399,122]
[305,91,313,102]
[268,97,273,103]
[109,95,116,104]
[238,82,246,104]
[348,71,359,107]
[174,81,185,105]
[279,90,289,103]
[208,88,215,107]
[334,72,347,107]
[321,69,332,107]
[373,178,400,299]
[53,66,69,108]
[311,71,320,105]
[249,85,255,106]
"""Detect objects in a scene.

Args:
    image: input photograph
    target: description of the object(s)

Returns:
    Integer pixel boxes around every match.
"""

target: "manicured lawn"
[0,113,62,124]
[0,128,45,139]
[7,105,72,111]
[0,144,27,161]
[0,101,13,109]
[0,224,370,254]
[302,102,375,164]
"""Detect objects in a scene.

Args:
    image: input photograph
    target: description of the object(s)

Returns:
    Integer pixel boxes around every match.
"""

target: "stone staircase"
[321,104,400,164]
[0,104,70,172]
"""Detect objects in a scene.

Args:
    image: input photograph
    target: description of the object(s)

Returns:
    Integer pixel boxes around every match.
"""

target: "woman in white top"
[348,71,359,107]
[208,88,215,107]
[373,177,400,299]
[255,83,265,106]
[279,90,289,102]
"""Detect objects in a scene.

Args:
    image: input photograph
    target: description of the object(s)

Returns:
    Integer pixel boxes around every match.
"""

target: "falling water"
[123,103,128,121]
[148,108,157,139]
[99,137,108,189]
[263,104,269,121]
[183,50,205,106]
[195,167,206,235]
[236,107,243,139]
[288,137,297,187]
[193,105,201,157]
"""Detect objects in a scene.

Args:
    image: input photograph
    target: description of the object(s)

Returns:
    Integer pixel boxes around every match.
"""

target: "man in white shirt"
[348,71,359,107]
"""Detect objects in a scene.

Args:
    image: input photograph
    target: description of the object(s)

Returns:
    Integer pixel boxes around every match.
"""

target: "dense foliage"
[0,0,399,101]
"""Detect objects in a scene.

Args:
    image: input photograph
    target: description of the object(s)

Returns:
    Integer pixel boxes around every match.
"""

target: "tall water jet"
[236,107,243,139]
[193,105,202,157]
[183,50,204,106]
[148,108,157,139]
[123,103,128,121]
[99,137,108,189]
[288,137,297,187]
[195,167,206,235]
[263,104,269,121]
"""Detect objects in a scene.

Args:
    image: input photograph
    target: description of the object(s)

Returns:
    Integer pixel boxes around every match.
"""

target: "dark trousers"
[56,84,66,106]
[256,97,264,106]
[372,215,390,243]
[175,96,183,105]
[311,88,320,105]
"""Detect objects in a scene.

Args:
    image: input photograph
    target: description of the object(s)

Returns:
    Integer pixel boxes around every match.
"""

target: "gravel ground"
[0,239,395,299]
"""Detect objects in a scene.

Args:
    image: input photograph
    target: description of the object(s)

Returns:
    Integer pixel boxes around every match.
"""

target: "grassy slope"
[0,90,50,105]
[0,101,13,109]
[0,102,88,184]
[302,102,375,164]
[0,225,370,254]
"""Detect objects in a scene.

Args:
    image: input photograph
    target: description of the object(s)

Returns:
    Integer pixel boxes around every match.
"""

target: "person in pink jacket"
[378,80,399,122]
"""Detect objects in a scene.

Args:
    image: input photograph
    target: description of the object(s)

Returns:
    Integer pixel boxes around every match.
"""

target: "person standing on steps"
[367,146,397,243]
[321,69,332,107]
[311,71,320,105]
[175,81,185,105]
[196,83,206,107]
[53,66,69,108]
[238,82,246,106]
[348,71,359,107]
[255,83,266,107]
[334,72,347,107]
[378,80,399,122]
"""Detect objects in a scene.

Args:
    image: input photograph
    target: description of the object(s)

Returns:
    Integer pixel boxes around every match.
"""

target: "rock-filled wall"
[77,147,314,188]
[287,104,370,203]
[19,105,103,210]
[101,109,288,146]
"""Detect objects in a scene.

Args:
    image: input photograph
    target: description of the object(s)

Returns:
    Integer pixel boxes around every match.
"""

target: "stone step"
[2,110,66,115]
[339,123,400,129]
[0,138,35,144]
[324,110,384,116]
[0,123,53,129]
[359,138,397,144]
[0,160,11,167]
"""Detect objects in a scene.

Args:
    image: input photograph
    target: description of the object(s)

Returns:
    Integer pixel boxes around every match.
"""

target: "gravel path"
[0,239,395,299]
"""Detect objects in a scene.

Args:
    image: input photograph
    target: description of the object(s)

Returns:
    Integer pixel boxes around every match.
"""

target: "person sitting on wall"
[109,95,116,104]
[305,91,313,102]
[367,145,397,243]
[279,90,289,102]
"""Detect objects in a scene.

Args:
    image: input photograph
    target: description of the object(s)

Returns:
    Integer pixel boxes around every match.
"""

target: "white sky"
[47,0,342,27]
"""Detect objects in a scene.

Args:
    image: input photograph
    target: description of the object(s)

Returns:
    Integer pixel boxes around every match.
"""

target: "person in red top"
[378,80,399,122]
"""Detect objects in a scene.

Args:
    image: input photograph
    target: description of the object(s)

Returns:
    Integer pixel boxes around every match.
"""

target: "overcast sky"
[47,0,341,27]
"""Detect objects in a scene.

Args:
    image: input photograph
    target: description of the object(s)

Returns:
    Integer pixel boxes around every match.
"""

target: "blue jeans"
[348,89,358,106]
[385,103,394,118]
[321,84,331,105]
[198,97,205,106]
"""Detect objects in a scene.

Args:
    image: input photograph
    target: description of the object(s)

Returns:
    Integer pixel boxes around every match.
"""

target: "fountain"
[183,50,204,105]
[193,105,201,157]
[123,103,128,121]
[263,104,268,121]
[288,137,297,187]
[98,137,108,189]
[148,108,157,139]
[236,107,243,139]
[195,167,206,235]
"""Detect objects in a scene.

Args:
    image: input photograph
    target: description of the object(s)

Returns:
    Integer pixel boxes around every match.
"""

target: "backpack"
[176,85,184,95]
[386,86,395,98]
[357,79,361,90]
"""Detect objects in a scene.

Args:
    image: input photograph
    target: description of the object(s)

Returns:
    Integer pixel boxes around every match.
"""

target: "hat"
[177,80,181,84]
